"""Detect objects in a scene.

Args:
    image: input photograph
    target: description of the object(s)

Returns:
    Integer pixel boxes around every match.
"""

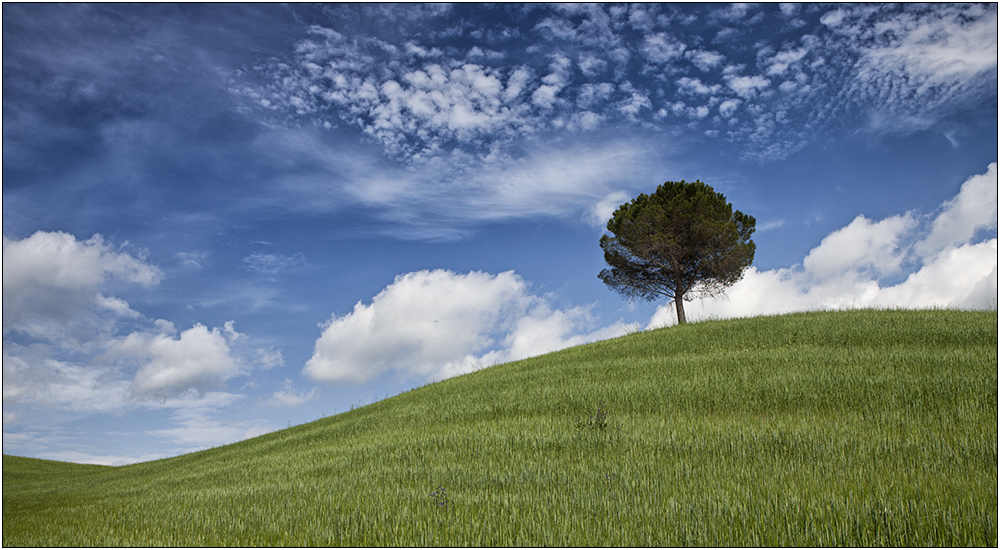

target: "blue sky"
[3,3,997,465]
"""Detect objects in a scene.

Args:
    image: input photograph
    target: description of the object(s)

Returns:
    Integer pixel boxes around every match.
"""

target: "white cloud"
[491,303,625,368]
[676,77,721,96]
[112,323,243,398]
[532,54,573,109]
[254,347,285,370]
[2,231,275,458]
[916,162,998,257]
[764,47,809,76]
[3,349,132,414]
[38,450,166,467]
[305,270,528,383]
[176,251,209,270]
[3,231,161,342]
[875,240,998,310]
[863,7,997,85]
[616,83,652,118]
[404,41,442,59]
[820,9,847,28]
[779,4,800,17]
[532,84,561,108]
[247,5,994,166]
[266,130,659,240]
[576,82,615,109]
[802,213,917,280]
[586,191,631,230]
[725,75,771,98]
[712,3,758,24]
[304,269,630,384]
[535,16,579,42]
[649,164,999,326]
[642,33,686,64]
[460,140,655,224]
[278,30,542,160]
[577,54,607,77]
[466,46,505,62]
[265,379,319,407]
[837,5,997,133]
[718,98,741,118]
[570,110,602,130]
[685,49,726,72]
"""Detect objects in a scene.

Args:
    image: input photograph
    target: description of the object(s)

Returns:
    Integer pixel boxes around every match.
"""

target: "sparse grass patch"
[3,309,997,546]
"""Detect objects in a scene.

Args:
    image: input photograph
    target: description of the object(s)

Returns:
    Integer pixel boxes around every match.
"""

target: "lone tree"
[599,180,756,325]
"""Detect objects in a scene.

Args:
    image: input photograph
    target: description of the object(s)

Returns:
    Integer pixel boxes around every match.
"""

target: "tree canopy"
[599,180,756,325]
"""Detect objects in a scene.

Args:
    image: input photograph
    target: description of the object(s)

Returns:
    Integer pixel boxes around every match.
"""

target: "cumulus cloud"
[3,231,161,343]
[718,98,741,118]
[801,214,917,280]
[877,241,998,310]
[726,75,771,99]
[916,162,998,256]
[2,231,276,456]
[111,323,243,398]
[685,49,725,72]
[649,164,999,326]
[676,77,721,96]
[305,270,526,383]
[642,33,686,64]
[304,269,629,384]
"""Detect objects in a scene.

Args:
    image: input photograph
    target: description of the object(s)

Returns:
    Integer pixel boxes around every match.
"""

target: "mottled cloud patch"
[247,4,995,165]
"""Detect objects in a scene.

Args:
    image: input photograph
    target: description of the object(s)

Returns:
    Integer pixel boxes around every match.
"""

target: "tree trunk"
[674,296,687,325]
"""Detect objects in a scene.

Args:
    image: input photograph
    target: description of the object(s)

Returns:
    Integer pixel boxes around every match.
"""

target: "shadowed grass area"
[4,309,997,546]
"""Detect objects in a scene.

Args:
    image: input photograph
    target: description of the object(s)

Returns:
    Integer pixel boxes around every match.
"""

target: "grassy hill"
[4,309,997,546]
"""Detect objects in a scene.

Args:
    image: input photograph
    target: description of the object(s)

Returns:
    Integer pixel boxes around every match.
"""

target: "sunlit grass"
[4,309,996,546]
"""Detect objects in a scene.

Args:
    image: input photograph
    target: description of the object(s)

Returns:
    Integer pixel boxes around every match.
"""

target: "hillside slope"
[4,309,997,546]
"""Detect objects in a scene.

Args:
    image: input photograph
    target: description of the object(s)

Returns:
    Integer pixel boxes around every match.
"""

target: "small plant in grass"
[575,401,610,431]
[430,485,448,508]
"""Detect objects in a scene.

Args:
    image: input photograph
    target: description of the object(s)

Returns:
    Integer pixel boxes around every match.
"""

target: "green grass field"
[4,309,997,546]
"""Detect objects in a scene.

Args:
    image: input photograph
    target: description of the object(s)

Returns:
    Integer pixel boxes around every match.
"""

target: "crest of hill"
[4,309,997,547]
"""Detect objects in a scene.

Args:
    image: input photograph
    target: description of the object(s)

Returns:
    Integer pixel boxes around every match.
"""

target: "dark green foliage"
[599,180,755,324]
[574,401,617,432]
